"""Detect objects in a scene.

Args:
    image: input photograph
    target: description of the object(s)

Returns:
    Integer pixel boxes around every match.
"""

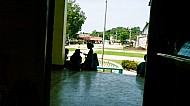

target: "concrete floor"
[50,69,145,106]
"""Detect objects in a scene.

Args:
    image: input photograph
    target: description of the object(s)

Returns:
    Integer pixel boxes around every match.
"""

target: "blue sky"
[76,0,150,33]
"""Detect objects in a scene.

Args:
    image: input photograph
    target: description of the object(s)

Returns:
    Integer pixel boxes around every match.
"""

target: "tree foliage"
[131,27,141,40]
[90,30,103,37]
[67,0,87,38]
[105,27,141,41]
[90,27,141,42]
[107,27,129,42]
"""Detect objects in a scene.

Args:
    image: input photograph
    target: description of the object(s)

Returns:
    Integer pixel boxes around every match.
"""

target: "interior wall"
[0,0,51,105]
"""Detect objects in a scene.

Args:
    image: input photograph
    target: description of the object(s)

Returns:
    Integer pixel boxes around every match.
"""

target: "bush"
[121,60,138,71]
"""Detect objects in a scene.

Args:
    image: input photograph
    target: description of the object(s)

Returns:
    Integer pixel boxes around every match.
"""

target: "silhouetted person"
[64,48,70,68]
[69,49,82,71]
[65,48,69,61]
[137,54,147,77]
[82,43,94,70]
[91,53,99,71]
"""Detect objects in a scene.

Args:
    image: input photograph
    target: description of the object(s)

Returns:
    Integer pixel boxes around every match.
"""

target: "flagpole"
[102,0,107,67]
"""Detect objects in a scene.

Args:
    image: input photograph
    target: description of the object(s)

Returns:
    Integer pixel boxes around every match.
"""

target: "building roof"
[142,22,149,35]
[78,35,102,41]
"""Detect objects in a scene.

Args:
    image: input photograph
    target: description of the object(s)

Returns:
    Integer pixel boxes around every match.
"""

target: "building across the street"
[78,34,102,44]
[136,22,149,49]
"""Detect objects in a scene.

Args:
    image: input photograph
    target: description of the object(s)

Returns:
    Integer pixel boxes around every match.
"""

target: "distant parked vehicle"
[65,38,70,45]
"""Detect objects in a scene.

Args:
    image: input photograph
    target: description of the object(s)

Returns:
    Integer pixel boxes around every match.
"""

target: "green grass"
[67,48,145,58]
[67,48,76,51]
[95,50,144,58]
[67,48,86,51]
[104,59,122,65]
[103,48,123,50]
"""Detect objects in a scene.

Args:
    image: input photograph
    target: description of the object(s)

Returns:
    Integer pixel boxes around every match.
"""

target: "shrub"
[121,60,138,71]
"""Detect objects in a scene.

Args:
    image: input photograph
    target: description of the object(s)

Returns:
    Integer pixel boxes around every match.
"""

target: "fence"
[97,59,123,74]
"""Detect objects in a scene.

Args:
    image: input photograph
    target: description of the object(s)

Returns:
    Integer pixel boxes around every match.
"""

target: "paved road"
[66,44,146,54]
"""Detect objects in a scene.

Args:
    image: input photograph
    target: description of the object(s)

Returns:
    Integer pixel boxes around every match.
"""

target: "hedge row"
[121,60,138,71]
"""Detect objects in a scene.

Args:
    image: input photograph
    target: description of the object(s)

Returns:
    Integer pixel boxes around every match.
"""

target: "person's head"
[75,49,81,54]
[144,54,147,61]
[87,43,94,49]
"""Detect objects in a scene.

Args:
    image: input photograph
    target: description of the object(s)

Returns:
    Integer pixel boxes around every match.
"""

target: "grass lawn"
[67,48,86,51]
[102,48,123,50]
[94,50,144,58]
[104,59,122,65]
[67,48,144,58]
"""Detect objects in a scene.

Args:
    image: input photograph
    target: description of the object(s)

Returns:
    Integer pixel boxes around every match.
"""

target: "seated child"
[69,49,82,71]
[64,48,70,68]
[137,54,147,77]
[82,43,94,70]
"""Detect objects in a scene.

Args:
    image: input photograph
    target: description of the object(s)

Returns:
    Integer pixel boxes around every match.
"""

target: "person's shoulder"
[88,49,93,53]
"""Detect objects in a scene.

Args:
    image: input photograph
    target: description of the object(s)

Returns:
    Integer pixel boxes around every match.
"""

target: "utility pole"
[102,0,107,67]
[116,31,117,41]
[129,26,132,42]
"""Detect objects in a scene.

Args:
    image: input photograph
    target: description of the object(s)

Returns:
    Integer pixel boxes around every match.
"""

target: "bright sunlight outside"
[66,0,150,75]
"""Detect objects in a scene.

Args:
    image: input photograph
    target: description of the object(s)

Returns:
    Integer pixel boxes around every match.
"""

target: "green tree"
[67,0,87,38]
[130,27,141,40]
[90,30,97,36]
[89,26,141,43]
[106,27,129,42]
[90,30,103,37]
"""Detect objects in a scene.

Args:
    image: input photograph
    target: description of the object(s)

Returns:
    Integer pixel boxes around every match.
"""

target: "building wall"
[136,35,147,49]
[136,23,149,49]
[52,0,67,66]
[138,36,147,48]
